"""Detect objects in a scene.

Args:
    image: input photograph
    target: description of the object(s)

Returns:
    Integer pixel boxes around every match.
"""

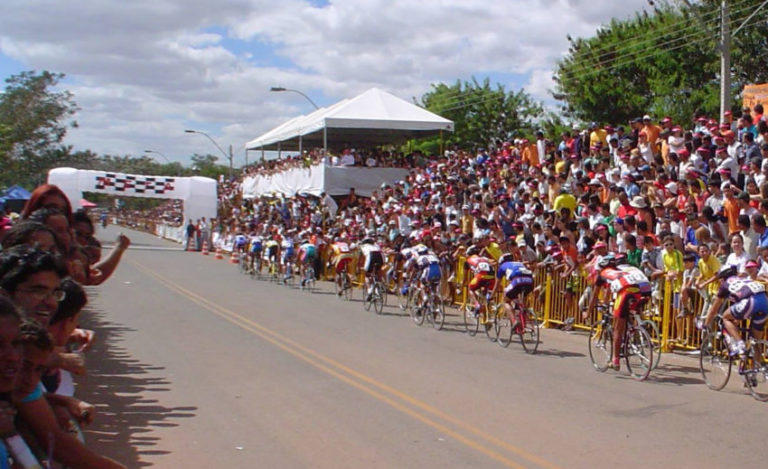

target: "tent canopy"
[3,185,31,201]
[245,88,453,151]
[79,198,98,208]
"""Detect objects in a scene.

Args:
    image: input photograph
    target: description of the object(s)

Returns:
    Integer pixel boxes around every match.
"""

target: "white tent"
[245,88,453,151]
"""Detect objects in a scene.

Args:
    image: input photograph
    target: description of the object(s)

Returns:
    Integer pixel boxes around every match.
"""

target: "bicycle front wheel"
[519,308,540,355]
[745,340,768,401]
[431,297,445,331]
[699,330,732,391]
[496,309,513,348]
[640,319,662,370]
[625,326,653,381]
[343,275,353,301]
[373,284,385,315]
[463,304,480,336]
[588,320,613,372]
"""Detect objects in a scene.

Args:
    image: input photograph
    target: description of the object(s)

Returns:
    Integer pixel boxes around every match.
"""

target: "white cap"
[665,182,678,195]
[643,114,651,120]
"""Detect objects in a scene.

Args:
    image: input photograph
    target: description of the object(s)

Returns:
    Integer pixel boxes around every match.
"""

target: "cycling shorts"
[250,242,262,254]
[730,292,768,330]
[420,263,442,284]
[266,246,278,260]
[504,275,534,300]
[364,251,384,273]
[469,274,495,292]
[335,254,353,273]
[612,287,651,319]
[282,247,295,261]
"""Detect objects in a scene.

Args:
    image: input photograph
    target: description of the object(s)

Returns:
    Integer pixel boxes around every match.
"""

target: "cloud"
[0,0,650,164]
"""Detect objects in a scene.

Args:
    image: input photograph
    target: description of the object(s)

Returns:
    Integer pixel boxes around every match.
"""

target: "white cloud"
[0,0,650,165]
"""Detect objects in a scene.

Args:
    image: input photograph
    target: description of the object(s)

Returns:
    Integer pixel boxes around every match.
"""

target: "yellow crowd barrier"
[449,258,712,355]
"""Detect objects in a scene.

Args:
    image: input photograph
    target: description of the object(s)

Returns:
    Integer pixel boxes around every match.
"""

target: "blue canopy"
[3,185,31,201]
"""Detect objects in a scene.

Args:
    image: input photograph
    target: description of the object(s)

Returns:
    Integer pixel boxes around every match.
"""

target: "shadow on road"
[77,291,197,467]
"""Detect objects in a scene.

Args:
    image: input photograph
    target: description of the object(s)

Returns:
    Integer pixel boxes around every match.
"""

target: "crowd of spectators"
[0,184,129,468]
[212,104,768,329]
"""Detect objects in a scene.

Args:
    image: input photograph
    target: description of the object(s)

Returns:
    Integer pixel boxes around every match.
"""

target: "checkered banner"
[94,173,176,195]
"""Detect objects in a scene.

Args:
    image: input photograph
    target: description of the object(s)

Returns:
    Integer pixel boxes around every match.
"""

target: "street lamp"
[270,86,320,110]
[144,149,171,164]
[184,129,232,177]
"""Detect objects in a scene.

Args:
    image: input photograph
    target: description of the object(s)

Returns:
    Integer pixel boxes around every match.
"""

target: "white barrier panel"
[241,163,408,198]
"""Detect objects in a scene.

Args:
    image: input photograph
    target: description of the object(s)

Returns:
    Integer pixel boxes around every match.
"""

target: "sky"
[0,0,652,167]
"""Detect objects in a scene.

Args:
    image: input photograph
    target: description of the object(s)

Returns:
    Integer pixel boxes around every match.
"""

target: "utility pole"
[719,0,731,122]
[228,144,234,179]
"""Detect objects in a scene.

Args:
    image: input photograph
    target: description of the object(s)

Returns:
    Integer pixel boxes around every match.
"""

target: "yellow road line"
[129,260,561,469]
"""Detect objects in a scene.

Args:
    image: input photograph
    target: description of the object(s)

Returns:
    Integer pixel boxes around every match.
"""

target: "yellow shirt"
[553,193,577,216]
[461,215,474,234]
[590,129,608,148]
[697,255,721,295]
[485,242,502,261]
[662,249,683,292]
[522,146,539,167]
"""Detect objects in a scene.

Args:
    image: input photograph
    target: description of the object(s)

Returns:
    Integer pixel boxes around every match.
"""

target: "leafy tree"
[412,77,543,153]
[553,0,768,125]
[0,71,79,187]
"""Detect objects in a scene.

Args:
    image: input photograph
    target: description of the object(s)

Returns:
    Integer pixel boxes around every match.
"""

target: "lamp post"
[144,149,171,164]
[184,129,232,178]
[270,87,320,110]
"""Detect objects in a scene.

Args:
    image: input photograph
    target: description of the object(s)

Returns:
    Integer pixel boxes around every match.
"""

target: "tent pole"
[299,133,303,156]
[278,143,281,160]
[440,130,443,157]
[323,125,327,159]
[261,148,265,163]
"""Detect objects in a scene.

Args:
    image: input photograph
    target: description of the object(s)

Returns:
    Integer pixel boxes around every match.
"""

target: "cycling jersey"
[596,266,651,319]
[497,261,534,300]
[249,235,263,253]
[417,253,441,283]
[331,242,353,272]
[466,255,495,291]
[298,243,317,263]
[360,243,383,273]
[281,237,295,260]
[718,277,768,327]
[717,277,767,302]
[234,234,248,249]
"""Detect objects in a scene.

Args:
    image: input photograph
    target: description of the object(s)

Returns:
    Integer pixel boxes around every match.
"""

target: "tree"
[553,0,768,125]
[0,71,79,187]
[413,78,543,153]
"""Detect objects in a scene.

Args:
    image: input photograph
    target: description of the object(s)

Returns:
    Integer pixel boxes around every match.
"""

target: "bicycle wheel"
[699,330,732,391]
[496,307,513,348]
[334,273,342,297]
[484,301,496,342]
[625,326,653,381]
[519,308,540,355]
[373,284,385,315]
[640,319,662,370]
[238,255,248,274]
[745,340,768,401]
[588,320,613,372]
[343,275,353,301]
[397,284,411,311]
[463,304,480,336]
[410,296,425,326]
[431,296,445,331]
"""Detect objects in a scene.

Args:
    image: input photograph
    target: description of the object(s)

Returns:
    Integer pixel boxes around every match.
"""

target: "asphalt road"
[78,226,768,468]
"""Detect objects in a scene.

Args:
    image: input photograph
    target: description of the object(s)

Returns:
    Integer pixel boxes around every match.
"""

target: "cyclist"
[248,230,263,273]
[329,238,354,295]
[415,246,442,302]
[697,265,768,355]
[264,236,280,277]
[491,253,534,328]
[359,236,384,301]
[583,254,652,371]
[297,237,317,287]
[280,230,296,281]
[464,245,496,316]
[399,244,426,293]
[233,231,248,255]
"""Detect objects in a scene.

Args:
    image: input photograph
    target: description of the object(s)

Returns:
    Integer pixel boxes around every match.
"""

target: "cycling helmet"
[717,264,737,280]
[614,252,628,265]
[361,237,374,245]
[415,245,429,255]
[465,245,480,256]
[597,254,616,269]
[499,253,515,264]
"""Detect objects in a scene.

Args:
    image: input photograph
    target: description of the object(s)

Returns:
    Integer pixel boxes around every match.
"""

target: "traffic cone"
[202,241,209,255]
[229,251,239,264]
[214,247,223,260]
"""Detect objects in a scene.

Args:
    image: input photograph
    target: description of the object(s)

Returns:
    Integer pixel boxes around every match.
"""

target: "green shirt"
[627,248,642,268]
